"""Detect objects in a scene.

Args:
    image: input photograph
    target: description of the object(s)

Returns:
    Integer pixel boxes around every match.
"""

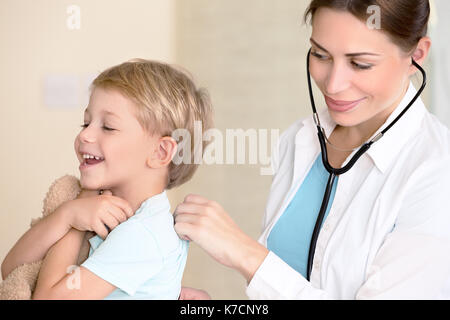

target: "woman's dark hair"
[303,0,430,54]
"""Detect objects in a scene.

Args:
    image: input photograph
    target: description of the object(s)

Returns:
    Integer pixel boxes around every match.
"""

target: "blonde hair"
[91,59,214,189]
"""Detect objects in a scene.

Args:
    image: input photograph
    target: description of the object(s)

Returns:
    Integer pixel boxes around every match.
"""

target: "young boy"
[2,59,213,299]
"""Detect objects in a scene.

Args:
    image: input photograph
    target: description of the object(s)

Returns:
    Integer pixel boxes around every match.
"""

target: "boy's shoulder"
[124,208,183,254]
[130,204,174,231]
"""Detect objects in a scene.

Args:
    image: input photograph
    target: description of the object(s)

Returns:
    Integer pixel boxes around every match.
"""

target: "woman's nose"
[325,63,351,96]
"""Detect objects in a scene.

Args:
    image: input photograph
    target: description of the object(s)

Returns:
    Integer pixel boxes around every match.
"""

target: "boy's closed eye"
[80,123,115,131]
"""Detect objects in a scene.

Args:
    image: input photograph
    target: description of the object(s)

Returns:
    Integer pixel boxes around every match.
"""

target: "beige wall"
[174,0,313,299]
[0,0,432,300]
[0,0,175,283]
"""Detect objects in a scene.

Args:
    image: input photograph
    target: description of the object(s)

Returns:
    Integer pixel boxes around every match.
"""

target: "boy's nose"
[79,127,96,143]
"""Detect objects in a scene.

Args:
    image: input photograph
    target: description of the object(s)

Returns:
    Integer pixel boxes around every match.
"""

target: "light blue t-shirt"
[267,153,338,278]
[81,190,188,300]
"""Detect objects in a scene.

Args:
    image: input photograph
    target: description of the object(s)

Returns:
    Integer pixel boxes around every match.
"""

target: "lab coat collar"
[295,81,426,174]
[365,82,426,173]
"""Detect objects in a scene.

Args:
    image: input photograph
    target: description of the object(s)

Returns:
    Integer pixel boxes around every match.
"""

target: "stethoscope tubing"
[306,172,337,279]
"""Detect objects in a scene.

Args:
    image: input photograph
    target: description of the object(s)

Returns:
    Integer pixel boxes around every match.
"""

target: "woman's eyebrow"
[84,108,121,119]
[310,38,381,57]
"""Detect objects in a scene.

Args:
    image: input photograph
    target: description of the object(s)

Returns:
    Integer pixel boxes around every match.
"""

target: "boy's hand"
[62,189,134,239]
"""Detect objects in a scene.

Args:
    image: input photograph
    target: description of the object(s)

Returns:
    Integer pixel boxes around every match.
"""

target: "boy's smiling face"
[74,87,160,191]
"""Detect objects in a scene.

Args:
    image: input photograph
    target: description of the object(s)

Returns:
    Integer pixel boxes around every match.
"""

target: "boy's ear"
[147,136,178,169]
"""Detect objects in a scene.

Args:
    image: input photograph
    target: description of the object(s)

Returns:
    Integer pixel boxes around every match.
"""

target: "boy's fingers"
[94,221,109,240]
[105,196,134,218]
[108,205,127,223]
[101,212,120,232]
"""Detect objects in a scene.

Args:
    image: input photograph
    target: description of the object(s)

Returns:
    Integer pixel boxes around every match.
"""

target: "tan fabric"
[0,175,90,300]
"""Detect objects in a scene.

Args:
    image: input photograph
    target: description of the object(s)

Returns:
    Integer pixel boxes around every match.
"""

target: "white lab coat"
[246,81,450,299]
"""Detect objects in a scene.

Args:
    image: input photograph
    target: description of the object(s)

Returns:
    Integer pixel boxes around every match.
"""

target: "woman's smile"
[325,95,367,113]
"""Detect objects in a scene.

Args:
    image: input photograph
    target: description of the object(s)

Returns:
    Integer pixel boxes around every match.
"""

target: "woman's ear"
[147,136,178,169]
[409,36,431,76]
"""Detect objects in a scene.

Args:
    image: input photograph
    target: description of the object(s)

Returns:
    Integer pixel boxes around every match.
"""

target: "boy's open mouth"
[80,153,105,168]
[84,158,104,165]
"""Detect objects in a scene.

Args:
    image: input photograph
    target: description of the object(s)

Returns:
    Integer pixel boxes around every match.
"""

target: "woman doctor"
[175,0,450,299]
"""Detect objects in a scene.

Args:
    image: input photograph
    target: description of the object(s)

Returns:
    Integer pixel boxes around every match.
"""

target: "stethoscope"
[305,48,427,281]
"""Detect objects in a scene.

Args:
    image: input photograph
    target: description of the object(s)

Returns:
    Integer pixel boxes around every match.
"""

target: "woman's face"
[74,87,159,191]
[309,8,413,128]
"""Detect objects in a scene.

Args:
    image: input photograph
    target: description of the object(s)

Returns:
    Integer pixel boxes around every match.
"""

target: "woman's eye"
[311,51,328,60]
[351,61,373,70]
[311,49,373,71]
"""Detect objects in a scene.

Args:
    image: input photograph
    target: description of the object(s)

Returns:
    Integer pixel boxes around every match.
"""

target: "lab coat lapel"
[259,108,339,246]
[259,118,319,245]
[289,108,336,200]
[291,117,318,191]
[291,108,338,195]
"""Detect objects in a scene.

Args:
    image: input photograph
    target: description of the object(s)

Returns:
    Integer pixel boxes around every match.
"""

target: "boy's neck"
[110,178,166,214]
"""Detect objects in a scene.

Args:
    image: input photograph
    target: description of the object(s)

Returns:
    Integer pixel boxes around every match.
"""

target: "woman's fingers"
[175,195,223,219]
[183,194,211,205]
[173,194,269,282]
[174,196,225,244]
[173,219,195,242]
[173,211,198,224]
[174,203,210,217]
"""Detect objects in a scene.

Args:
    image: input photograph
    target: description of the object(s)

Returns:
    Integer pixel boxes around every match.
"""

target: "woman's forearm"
[1,203,72,280]
[234,236,269,283]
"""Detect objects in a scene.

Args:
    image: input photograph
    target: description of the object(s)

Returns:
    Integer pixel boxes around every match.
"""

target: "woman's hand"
[174,194,269,283]
[61,189,134,239]
[179,287,211,300]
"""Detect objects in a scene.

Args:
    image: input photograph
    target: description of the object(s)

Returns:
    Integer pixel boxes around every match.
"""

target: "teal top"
[267,153,338,277]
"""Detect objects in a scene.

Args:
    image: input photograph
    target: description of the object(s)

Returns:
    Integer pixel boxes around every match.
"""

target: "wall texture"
[0,0,175,284]
[173,0,311,299]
